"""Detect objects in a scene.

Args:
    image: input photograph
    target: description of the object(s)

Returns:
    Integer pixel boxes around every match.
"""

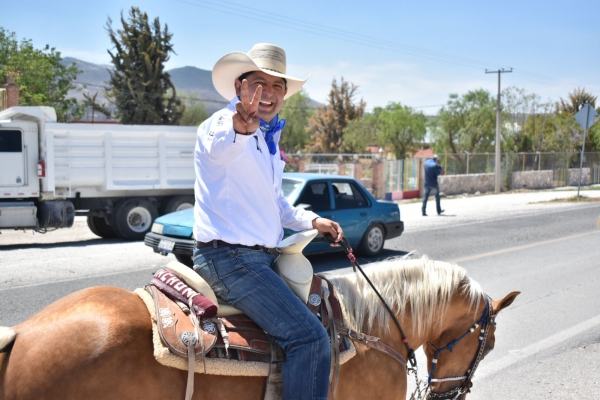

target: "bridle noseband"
[425,295,496,399]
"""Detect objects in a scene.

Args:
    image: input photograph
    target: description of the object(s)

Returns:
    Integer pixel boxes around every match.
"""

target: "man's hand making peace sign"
[233,79,262,135]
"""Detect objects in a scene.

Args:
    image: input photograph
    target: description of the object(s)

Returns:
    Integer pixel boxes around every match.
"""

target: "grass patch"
[539,195,600,203]
[551,186,600,191]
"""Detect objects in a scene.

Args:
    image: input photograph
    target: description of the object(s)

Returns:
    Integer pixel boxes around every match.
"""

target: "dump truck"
[0,106,197,240]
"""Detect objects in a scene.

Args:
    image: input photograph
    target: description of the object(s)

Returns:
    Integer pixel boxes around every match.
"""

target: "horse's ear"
[492,291,520,315]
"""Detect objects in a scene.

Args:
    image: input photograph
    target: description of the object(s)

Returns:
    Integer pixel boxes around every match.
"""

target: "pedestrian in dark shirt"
[422,155,445,216]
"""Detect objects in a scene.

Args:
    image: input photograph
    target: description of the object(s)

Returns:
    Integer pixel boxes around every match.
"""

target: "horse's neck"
[369,294,476,352]
[416,294,483,348]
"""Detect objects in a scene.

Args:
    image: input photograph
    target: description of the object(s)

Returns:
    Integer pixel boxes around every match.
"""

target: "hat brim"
[212,51,309,101]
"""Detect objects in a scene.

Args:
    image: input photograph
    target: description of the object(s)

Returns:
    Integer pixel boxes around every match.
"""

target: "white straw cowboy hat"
[212,43,309,101]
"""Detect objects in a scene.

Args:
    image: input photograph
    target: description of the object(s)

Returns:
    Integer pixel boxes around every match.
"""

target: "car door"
[328,180,371,247]
[294,180,333,253]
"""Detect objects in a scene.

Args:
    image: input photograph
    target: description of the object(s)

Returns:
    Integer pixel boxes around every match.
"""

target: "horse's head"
[422,291,520,399]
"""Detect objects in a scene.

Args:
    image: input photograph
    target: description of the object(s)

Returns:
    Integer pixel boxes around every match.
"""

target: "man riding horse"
[192,43,343,400]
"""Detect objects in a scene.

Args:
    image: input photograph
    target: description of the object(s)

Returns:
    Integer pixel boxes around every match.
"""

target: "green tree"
[555,88,599,151]
[344,103,426,158]
[557,87,597,114]
[279,88,313,152]
[82,92,112,121]
[503,87,544,151]
[592,107,600,150]
[374,103,427,159]
[522,109,556,152]
[179,100,209,126]
[432,89,497,154]
[0,27,81,121]
[106,7,184,125]
[307,77,366,153]
[343,113,378,153]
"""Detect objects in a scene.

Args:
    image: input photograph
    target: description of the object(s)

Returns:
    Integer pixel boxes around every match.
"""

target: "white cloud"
[292,61,600,115]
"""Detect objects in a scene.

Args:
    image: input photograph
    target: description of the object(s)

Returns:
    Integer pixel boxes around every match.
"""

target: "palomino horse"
[0,256,519,400]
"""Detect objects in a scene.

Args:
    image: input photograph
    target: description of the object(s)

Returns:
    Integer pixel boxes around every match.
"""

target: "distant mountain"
[61,57,319,115]
[168,66,229,113]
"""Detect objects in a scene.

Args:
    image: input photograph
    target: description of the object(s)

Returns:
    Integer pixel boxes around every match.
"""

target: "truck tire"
[175,254,194,268]
[112,198,158,240]
[163,195,194,214]
[87,216,118,239]
[358,223,385,257]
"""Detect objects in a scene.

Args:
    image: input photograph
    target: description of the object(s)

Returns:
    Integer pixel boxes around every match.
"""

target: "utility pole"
[486,68,512,193]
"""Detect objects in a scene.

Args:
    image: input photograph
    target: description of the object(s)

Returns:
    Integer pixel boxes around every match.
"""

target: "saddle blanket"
[135,287,356,377]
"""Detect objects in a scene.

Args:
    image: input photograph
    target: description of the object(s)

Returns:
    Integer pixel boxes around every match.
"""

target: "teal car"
[145,173,404,266]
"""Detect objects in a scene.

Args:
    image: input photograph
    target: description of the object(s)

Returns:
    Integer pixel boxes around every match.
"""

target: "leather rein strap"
[336,323,407,370]
[333,236,417,370]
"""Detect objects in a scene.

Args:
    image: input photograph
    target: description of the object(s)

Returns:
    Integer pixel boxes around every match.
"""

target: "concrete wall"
[510,170,554,190]
[568,168,590,186]
[435,168,591,195]
[438,173,495,195]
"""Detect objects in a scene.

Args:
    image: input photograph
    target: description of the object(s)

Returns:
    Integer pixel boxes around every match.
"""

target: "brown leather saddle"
[147,284,273,362]
[146,273,346,360]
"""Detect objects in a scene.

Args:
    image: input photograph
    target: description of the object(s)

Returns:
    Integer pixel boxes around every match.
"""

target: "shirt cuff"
[303,212,320,230]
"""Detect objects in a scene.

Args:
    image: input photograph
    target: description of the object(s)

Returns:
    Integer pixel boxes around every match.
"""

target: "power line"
[174,0,566,88]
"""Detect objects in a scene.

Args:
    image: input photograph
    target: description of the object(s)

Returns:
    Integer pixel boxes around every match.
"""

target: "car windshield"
[282,179,303,200]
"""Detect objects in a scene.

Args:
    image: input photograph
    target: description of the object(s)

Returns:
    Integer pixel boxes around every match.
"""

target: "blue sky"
[2,0,599,114]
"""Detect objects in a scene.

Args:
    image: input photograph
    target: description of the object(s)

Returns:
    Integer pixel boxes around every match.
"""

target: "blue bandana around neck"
[259,116,286,155]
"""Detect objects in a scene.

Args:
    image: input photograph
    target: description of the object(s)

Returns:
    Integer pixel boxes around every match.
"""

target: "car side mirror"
[296,203,312,211]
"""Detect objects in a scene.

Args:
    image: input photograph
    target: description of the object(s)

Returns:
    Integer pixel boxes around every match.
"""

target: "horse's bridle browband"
[425,295,496,399]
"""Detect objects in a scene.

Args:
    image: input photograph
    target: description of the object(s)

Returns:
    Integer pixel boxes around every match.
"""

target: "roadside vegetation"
[548,195,600,202]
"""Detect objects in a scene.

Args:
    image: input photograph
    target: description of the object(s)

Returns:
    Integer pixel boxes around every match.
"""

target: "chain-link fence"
[286,152,600,198]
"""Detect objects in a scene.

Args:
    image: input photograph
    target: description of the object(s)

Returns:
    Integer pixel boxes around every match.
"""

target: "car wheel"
[358,223,385,257]
[175,254,194,268]
[163,195,194,214]
[112,198,158,240]
[87,216,118,238]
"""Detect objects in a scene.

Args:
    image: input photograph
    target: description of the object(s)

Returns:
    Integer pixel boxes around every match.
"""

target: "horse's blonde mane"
[327,255,483,336]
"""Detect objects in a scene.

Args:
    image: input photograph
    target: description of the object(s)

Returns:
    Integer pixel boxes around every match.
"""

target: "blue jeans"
[193,245,330,400]
[422,185,442,214]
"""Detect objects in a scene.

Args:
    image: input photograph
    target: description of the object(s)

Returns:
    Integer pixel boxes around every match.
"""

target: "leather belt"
[194,239,271,253]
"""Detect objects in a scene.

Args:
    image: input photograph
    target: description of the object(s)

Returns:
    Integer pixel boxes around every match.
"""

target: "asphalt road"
[1,193,599,399]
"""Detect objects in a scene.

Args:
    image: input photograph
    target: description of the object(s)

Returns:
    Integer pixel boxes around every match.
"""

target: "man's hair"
[237,71,287,88]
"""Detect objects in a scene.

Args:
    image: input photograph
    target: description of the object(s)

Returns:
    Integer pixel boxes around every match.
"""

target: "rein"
[325,235,494,399]
[332,236,418,370]
[425,295,495,399]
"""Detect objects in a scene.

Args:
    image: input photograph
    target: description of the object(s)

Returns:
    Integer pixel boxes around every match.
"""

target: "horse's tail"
[0,327,15,353]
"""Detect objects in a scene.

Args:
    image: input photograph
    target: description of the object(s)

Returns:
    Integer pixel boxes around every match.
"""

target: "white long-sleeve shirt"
[193,98,319,247]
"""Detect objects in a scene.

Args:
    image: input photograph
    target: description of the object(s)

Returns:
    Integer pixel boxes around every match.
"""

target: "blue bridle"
[426,295,496,399]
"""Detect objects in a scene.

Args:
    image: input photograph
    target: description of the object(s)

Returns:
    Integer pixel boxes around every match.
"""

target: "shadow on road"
[309,248,410,274]
[0,238,130,251]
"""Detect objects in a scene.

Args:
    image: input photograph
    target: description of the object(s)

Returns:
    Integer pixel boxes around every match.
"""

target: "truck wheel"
[112,198,158,240]
[163,195,194,214]
[358,223,385,257]
[175,254,194,268]
[87,216,118,239]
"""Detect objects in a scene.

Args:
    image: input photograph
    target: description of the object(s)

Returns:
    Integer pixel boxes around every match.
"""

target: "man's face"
[235,71,287,123]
